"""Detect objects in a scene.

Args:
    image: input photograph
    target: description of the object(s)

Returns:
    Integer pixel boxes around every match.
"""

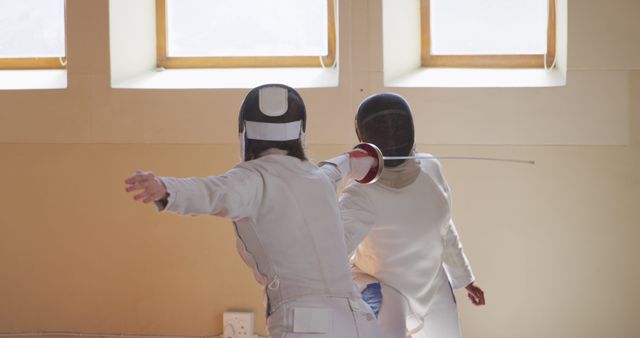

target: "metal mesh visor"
[356,93,415,167]
[356,93,415,168]
[358,110,414,167]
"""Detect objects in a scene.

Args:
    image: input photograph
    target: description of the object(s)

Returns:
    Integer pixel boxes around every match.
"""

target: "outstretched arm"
[125,167,262,220]
[319,149,378,189]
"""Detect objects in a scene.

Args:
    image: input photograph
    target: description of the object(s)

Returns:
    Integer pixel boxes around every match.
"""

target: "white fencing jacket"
[339,154,475,322]
[158,154,359,315]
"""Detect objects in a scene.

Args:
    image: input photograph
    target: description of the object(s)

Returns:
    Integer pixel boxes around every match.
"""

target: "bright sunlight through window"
[0,0,66,69]
[157,0,336,68]
[431,0,547,55]
[423,0,555,68]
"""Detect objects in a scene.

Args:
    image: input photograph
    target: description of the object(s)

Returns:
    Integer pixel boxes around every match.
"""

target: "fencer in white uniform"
[329,93,486,338]
[125,84,382,338]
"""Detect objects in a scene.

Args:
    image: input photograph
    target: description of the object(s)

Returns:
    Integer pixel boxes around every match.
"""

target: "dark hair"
[245,139,307,161]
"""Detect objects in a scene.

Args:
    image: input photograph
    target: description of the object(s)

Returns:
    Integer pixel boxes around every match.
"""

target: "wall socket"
[223,311,254,338]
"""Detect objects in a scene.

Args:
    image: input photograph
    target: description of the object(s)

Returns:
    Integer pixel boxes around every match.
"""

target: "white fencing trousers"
[266,295,383,338]
[378,278,461,338]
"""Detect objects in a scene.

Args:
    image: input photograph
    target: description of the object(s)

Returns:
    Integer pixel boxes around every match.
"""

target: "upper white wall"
[569,0,640,70]
[0,0,634,145]
[109,0,157,85]
[401,70,629,145]
[382,0,421,82]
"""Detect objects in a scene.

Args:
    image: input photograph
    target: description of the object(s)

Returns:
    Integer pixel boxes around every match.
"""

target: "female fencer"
[331,93,486,338]
[124,84,382,338]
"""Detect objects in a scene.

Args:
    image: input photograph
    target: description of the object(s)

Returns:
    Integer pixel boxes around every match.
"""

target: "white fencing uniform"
[339,154,474,338]
[158,153,381,338]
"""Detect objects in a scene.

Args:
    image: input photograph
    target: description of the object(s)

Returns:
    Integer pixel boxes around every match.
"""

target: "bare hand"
[124,170,168,203]
[465,282,485,306]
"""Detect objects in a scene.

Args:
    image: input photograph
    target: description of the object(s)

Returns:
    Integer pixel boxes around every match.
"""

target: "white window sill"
[386,68,566,88]
[111,67,339,89]
[0,70,67,90]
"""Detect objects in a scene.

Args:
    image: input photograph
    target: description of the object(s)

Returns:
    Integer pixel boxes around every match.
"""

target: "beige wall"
[0,0,638,337]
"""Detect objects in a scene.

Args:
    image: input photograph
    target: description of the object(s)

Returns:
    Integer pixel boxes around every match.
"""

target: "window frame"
[0,0,67,70]
[0,57,66,70]
[420,0,556,68]
[155,0,337,69]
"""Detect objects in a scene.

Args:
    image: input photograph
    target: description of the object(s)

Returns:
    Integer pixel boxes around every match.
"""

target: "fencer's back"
[233,154,356,307]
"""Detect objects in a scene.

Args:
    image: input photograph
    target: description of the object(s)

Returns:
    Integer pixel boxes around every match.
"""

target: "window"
[0,0,66,69]
[156,0,337,68]
[421,0,556,68]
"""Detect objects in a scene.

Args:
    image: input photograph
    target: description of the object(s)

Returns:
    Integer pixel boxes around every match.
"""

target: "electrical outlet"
[223,311,254,338]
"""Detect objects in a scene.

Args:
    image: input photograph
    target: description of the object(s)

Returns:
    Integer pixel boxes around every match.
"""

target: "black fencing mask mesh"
[356,93,415,167]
